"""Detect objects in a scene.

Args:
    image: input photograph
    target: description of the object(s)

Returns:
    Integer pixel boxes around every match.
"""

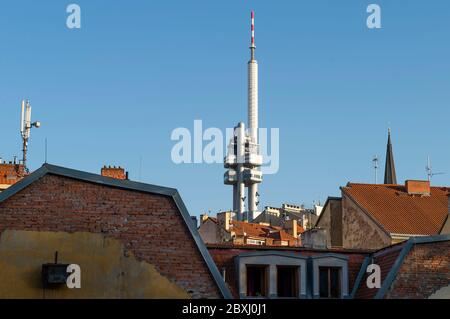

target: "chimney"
[101,165,127,180]
[191,216,198,228]
[217,211,232,232]
[284,219,298,238]
[405,180,430,196]
[0,161,26,191]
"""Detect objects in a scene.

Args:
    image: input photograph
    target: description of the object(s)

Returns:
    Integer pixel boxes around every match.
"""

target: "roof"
[230,220,303,243]
[207,234,450,299]
[342,183,449,236]
[0,163,232,299]
[206,243,374,254]
[355,234,450,299]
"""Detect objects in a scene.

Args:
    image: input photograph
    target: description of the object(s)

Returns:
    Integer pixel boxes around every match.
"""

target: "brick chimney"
[217,211,231,232]
[101,166,128,180]
[405,180,430,196]
[0,160,26,191]
[284,219,298,238]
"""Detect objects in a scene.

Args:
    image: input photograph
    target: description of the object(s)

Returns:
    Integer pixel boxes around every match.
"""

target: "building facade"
[208,235,450,299]
[315,180,449,250]
[0,164,230,299]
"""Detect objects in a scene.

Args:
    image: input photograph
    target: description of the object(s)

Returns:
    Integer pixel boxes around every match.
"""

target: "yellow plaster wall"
[0,230,190,299]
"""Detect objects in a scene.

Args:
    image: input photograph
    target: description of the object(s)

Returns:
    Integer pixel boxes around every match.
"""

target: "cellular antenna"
[20,100,41,171]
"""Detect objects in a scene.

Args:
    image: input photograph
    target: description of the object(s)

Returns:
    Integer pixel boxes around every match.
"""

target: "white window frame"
[236,252,308,299]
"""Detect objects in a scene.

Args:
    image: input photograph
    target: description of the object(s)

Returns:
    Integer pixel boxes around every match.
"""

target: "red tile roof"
[230,220,302,243]
[342,183,449,236]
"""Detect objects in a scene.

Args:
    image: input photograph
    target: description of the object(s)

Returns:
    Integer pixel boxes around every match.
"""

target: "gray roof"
[0,163,232,299]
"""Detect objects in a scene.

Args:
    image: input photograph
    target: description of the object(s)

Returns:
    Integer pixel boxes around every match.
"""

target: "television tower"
[224,11,263,221]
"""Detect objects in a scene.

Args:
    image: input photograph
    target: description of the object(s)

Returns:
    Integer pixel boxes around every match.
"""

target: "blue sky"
[1,1,449,216]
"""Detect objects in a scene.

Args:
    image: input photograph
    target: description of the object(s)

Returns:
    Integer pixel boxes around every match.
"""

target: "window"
[246,265,267,297]
[277,266,298,298]
[237,253,307,299]
[319,267,341,298]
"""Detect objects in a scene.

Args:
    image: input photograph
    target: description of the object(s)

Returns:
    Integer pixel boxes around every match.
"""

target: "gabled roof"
[342,183,449,236]
[0,163,232,299]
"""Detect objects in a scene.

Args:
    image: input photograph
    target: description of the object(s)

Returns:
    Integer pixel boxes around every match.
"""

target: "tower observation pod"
[224,11,263,222]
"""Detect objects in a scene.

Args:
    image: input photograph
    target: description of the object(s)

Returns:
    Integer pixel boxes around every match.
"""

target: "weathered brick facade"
[385,241,450,299]
[342,196,391,250]
[0,173,221,298]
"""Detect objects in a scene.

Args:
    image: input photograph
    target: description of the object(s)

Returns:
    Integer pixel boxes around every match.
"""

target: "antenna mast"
[372,155,379,184]
[20,100,41,171]
[426,156,445,182]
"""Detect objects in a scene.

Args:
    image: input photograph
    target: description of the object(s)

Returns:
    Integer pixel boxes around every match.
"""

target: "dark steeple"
[384,128,397,184]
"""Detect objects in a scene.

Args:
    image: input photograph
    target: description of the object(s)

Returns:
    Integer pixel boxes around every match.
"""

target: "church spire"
[384,128,397,184]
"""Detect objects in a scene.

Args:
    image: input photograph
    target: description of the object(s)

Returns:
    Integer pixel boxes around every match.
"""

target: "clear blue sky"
[1,1,449,216]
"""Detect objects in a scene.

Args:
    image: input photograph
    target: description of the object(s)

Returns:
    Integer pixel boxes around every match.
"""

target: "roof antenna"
[426,156,445,183]
[20,100,41,172]
[372,155,379,184]
[139,156,143,181]
[44,138,48,164]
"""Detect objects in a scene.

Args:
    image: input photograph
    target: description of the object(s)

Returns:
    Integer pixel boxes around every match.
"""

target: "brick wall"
[316,202,331,247]
[356,243,404,299]
[330,199,343,247]
[198,219,220,244]
[0,174,221,298]
[342,196,391,250]
[385,241,450,299]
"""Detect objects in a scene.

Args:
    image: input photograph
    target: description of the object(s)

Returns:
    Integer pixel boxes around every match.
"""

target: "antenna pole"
[44,138,48,163]
[22,137,28,170]
[373,155,379,184]
[20,99,41,172]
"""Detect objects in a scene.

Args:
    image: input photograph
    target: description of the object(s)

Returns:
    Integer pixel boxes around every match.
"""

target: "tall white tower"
[224,11,263,222]
[247,10,261,220]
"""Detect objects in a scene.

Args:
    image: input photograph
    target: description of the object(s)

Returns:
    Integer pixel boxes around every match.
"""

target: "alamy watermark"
[66,4,81,29]
[367,4,382,29]
[170,120,280,175]
[65,4,380,31]
[66,264,81,289]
